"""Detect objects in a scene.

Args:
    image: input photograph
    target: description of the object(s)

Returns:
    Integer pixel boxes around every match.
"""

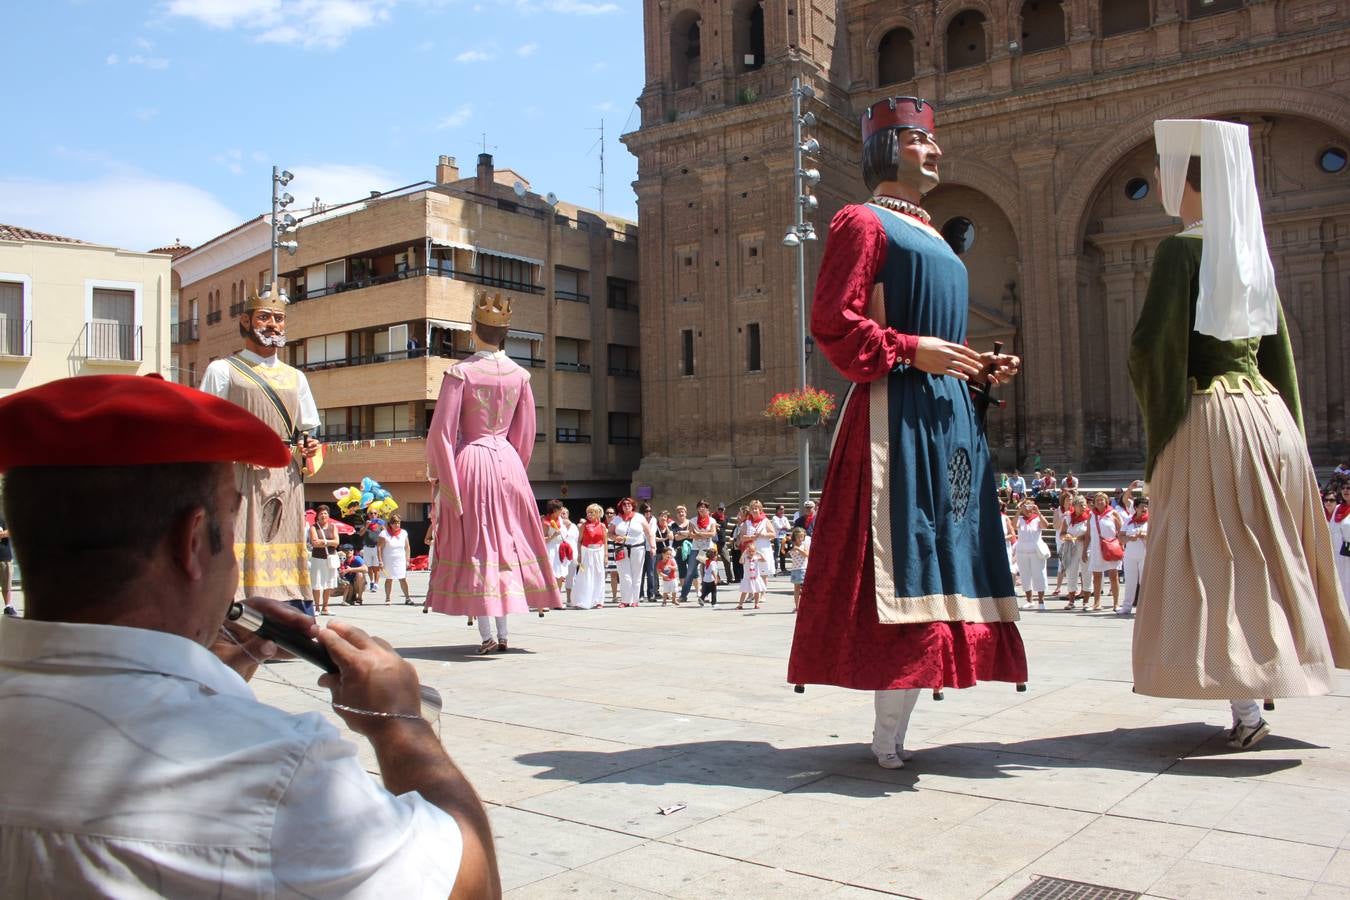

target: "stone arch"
[1186,0,1242,18]
[944,7,992,70]
[935,1,998,68]
[938,156,1023,230]
[1058,85,1350,256]
[670,6,703,90]
[876,26,917,85]
[864,15,926,83]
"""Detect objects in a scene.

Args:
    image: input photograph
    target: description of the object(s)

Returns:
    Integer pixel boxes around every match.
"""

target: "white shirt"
[0,619,460,899]
[610,513,649,547]
[771,515,791,537]
[200,348,321,432]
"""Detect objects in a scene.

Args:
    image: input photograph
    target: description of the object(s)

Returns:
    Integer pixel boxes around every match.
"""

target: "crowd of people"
[1001,482,1150,615]
[536,497,815,612]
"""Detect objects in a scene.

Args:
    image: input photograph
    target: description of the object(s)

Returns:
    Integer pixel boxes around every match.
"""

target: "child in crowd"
[737,542,765,610]
[658,548,679,606]
[787,526,810,612]
[699,550,720,607]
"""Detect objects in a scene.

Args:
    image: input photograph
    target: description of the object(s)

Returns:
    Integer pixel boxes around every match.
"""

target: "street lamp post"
[271,167,298,298]
[783,76,819,511]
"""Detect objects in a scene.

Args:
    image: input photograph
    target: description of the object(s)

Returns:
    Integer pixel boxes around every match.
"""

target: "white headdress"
[1153,119,1278,341]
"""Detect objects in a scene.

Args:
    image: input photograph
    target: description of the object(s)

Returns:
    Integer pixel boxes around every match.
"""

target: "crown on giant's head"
[861,97,936,142]
[245,283,289,312]
[473,292,513,328]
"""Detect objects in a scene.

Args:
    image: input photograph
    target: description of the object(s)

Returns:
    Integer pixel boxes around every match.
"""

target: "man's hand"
[978,351,1022,386]
[912,337,984,381]
[299,436,321,459]
[211,597,313,681]
[315,619,425,736]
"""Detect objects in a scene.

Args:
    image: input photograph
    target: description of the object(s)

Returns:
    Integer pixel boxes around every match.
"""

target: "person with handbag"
[1085,492,1124,612]
[1128,119,1350,749]
[1331,483,1350,613]
[307,505,340,616]
[1014,500,1049,611]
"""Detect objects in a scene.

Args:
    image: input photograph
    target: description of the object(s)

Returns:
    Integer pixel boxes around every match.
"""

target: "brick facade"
[624,0,1349,503]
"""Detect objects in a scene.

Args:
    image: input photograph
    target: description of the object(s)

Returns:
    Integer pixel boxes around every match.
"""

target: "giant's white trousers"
[1230,699,1261,728]
[872,689,920,759]
[477,616,508,642]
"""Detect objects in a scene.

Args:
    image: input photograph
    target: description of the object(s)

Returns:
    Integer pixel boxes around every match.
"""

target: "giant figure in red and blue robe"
[787,97,1029,769]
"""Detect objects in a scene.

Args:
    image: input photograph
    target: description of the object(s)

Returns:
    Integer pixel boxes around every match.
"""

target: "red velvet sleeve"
[810,204,918,384]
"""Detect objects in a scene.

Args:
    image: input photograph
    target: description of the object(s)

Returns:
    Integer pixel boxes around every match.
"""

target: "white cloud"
[455,48,494,63]
[595,100,614,112]
[166,0,394,50]
[537,0,618,13]
[106,53,119,65]
[251,150,269,163]
[287,163,399,210]
[133,107,160,121]
[127,54,171,69]
[135,36,155,49]
[515,41,537,57]
[0,174,243,251]
[436,104,473,129]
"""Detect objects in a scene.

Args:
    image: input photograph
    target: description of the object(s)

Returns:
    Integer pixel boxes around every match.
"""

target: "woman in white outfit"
[571,503,607,609]
[377,514,412,605]
[307,505,340,615]
[1058,495,1091,609]
[1085,493,1124,611]
[609,497,648,607]
[1119,496,1150,616]
[560,507,580,603]
[741,499,776,572]
[1014,500,1048,610]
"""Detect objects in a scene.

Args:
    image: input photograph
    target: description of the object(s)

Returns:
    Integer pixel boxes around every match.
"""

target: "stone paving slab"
[12,571,1350,898]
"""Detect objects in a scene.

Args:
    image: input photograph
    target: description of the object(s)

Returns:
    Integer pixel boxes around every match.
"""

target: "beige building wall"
[0,235,172,397]
[172,156,641,527]
[625,0,1350,503]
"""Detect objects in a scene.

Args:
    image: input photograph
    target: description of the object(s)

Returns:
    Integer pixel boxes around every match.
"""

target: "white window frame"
[83,278,143,361]
[0,272,33,357]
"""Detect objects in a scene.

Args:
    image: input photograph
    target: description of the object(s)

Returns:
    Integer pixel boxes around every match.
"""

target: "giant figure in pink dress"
[426,293,562,653]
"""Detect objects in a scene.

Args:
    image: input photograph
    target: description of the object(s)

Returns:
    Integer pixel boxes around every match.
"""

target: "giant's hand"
[316,620,425,736]
[912,337,984,380]
[978,351,1021,386]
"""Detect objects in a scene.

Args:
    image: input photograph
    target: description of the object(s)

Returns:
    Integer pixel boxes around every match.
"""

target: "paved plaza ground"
[10,572,1350,898]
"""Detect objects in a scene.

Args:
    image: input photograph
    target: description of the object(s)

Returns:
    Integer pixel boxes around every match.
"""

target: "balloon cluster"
[334,476,399,519]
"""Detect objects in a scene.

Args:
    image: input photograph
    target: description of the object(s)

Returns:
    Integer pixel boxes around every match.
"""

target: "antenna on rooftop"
[478,132,497,155]
[587,119,606,212]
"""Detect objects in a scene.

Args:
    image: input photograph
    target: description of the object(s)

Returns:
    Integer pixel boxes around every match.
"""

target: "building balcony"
[556,289,590,303]
[304,353,451,407]
[294,266,544,305]
[556,428,591,444]
[170,319,199,344]
[79,322,143,363]
[309,432,430,488]
[0,318,32,358]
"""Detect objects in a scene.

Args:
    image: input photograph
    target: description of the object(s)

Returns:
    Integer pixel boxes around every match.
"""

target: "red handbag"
[1100,537,1125,562]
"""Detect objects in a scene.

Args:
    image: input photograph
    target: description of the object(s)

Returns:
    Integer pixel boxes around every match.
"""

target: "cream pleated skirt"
[1133,381,1350,699]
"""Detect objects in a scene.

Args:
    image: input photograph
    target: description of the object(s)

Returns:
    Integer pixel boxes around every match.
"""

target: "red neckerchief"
[1333,503,1350,524]
[388,525,401,535]
[620,509,634,521]
[1131,509,1150,525]
[696,514,711,529]
[803,513,815,530]
[749,511,765,524]
[581,521,607,544]
[1021,511,1040,524]
[713,512,726,523]
[1070,510,1090,524]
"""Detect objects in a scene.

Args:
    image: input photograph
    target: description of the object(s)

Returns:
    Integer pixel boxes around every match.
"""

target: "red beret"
[0,374,292,472]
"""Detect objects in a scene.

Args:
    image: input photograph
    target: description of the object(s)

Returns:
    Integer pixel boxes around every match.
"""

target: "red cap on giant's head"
[861,96,936,142]
[0,374,292,473]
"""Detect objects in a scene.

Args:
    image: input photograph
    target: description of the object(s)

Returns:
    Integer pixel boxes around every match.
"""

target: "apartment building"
[0,224,172,398]
[171,154,642,529]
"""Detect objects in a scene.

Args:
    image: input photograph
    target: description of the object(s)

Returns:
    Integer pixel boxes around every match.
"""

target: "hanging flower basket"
[765,387,836,429]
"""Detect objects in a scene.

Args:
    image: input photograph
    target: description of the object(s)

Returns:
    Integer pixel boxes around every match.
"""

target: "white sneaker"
[1227,719,1271,750]
[875,752,905,769]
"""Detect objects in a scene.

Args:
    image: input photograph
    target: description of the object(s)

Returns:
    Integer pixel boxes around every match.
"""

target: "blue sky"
[3,0,644,251]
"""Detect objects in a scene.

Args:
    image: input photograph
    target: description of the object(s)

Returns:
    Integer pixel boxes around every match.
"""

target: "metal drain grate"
[1011,875,1140,900]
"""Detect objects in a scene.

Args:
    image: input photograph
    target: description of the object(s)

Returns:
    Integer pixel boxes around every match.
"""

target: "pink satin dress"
[425,351,563,617]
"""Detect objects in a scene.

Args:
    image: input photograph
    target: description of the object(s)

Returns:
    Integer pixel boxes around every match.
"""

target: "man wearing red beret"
[200,284,322,614]
[0,375,498,898]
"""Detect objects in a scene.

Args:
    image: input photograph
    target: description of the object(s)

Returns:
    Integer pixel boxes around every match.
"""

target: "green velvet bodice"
[1128,234,1302,481]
